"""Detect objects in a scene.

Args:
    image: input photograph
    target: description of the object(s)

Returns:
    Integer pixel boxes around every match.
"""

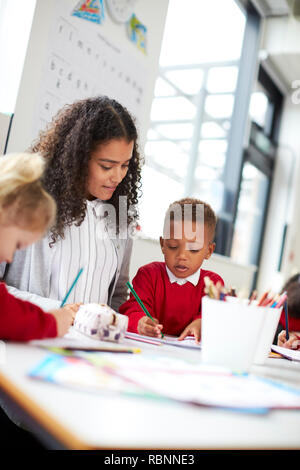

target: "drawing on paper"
[127,13,147,54]
[72,0,105,24]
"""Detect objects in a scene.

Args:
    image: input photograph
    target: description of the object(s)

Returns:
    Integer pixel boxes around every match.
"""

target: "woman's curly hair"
[30,96,142,245]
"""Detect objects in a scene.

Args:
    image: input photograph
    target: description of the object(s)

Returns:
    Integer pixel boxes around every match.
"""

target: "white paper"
[271,345,300,362]
[125,332,201,349]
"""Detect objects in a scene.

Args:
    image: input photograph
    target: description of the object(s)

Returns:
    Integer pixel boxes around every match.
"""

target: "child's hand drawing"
[138,316,163,338]
[178,318,201,344]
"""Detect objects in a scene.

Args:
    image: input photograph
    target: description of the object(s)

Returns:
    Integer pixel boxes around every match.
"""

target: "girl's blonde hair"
[0,152,56,231]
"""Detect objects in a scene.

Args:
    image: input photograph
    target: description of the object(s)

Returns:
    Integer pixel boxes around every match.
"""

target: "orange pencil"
[257,290,269,307]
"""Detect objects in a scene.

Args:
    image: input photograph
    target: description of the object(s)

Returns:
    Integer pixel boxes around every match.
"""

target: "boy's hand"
[49,304,80,337]
[278,330,300,350]
[137,316,163,338]
[178,318,201,344]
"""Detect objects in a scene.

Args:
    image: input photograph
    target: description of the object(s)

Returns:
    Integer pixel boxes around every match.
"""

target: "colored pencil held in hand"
[126,281,164,338]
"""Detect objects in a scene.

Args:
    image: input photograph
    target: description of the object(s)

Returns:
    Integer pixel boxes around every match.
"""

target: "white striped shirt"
[49,199,117,305]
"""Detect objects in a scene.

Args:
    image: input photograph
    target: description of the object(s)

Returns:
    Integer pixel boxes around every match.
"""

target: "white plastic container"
[201,296,265,372]
[253,306,282,364]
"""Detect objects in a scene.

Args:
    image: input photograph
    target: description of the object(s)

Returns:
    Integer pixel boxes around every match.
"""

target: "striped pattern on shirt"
[49,199,117,305]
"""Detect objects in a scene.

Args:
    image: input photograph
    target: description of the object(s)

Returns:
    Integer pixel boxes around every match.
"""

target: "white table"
[0,339,300,450]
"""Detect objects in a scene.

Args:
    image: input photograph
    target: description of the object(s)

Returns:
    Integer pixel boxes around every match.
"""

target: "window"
[230,64,283,267]
[231,162,269,265]
[139,0,247,240]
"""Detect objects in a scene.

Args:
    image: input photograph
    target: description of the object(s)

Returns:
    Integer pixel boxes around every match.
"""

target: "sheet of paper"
[29,353,300,412]
[271,345,300,362]
[125,332,201,349]
[30,329,140,353]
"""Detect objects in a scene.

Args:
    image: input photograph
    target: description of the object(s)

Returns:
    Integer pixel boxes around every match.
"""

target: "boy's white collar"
[165,265,201,286]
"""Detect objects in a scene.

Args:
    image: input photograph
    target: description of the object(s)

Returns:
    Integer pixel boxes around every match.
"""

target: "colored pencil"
[284,300,289,341]
[126,281,164,338]
[275,292,287,309]
[60,268,83,307]
[257,290,269,306]
[125,333,162,346]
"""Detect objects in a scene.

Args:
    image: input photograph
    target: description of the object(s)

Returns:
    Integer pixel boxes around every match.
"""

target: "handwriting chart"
[33,0,148,140]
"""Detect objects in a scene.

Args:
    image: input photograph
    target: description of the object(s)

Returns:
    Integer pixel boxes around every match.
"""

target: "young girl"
[0,152,78,340]
[0,96,142,311]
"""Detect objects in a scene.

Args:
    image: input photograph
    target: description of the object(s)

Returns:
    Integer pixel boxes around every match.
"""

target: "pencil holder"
[253,306,282,365]
[73,303,128,342]
[201,296,265,372]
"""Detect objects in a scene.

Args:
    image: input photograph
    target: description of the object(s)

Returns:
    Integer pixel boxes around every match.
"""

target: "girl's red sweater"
[119,262,224,335]
[0,282,57,341]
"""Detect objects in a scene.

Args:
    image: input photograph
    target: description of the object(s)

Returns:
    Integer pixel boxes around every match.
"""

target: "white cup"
[201,296,265,373]
[253,307,282,365]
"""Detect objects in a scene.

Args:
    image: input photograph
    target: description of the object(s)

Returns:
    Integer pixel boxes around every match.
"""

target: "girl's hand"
[178,318,201,344]
[278,330,300,350]
[137,316,163,338]
[49,304,80,337]
[64,302,83,316]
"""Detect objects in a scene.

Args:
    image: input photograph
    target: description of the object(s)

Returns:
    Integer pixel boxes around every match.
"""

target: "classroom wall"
[0,112,11,154]
[256,15,300,293]
[6,0,169,153]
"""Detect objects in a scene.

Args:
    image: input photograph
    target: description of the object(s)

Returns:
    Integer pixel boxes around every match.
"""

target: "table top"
[0,338,300,450]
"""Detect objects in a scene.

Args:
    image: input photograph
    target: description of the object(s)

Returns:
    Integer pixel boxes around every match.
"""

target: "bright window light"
[154,77,176,97]
[155,122,194,139]
[164,69,204,95]
[159,0,245,66]
[207,66,239,93]
[205,94,235,118]
[150,96,195,121]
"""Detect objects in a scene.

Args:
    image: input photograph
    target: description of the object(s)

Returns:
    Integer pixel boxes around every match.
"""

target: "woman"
[0,96,142,312]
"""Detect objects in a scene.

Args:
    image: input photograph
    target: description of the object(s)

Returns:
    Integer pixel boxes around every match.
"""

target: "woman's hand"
[137,316,163,338]
[178,318,201,344]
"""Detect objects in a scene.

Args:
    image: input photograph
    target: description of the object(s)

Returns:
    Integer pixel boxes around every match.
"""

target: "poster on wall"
[127,13,147,54]
[72,0,105,24]
[32,0,148,141]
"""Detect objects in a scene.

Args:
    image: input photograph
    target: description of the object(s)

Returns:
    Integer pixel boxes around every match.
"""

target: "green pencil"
[126,281,164,338]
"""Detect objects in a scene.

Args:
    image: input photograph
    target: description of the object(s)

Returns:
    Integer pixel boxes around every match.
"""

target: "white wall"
[0,0,36,115]
[0,112,11,154]
[7,0,169,152]
[256,16,300,293]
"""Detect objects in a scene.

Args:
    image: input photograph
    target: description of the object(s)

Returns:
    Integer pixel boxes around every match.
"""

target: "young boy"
[119,198,224,342]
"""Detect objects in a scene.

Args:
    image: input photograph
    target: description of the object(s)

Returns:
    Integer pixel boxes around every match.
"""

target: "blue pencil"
[60,268,83,307]
[284,300,289,341]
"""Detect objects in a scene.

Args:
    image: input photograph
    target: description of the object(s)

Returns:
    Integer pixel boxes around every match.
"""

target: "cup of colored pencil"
[201,278,285,368]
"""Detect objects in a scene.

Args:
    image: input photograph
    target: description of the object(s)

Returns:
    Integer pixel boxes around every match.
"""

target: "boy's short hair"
[164,197,217,240]
[282,274,300,318]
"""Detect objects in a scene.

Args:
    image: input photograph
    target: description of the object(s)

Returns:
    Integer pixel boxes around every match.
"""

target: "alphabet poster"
[33,0,148,140]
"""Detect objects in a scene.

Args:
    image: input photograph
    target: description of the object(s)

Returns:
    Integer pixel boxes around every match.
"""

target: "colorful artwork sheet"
[29,352,300,413]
